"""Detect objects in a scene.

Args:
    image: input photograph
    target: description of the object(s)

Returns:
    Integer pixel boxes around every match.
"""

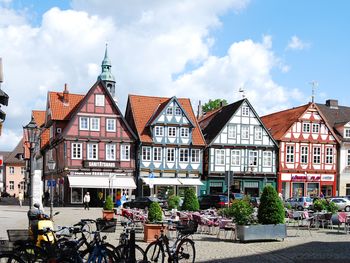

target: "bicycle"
[0,253,26,263]
[114,220,145,262]
[144,220,197,263]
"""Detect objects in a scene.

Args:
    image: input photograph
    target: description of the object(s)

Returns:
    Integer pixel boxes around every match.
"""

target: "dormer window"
[155,126,164,136]
[175,106,182,116]
[166,107,173,115]
[345,128,350,138]
[302,123,310,133]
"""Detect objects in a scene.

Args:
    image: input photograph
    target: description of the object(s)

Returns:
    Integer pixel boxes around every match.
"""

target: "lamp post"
[47,157,56,219]
[23,116,39,210]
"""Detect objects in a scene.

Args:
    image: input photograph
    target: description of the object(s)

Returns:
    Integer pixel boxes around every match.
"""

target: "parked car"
[222,192,244,200]
[122,197,168,209]
[285,196,313,210]
[329,197,350,212]
[198,194,229,209]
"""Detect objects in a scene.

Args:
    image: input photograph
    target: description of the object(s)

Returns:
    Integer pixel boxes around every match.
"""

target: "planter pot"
[144,224,165,243]
[236,224,286,242]
[102,210,115,220]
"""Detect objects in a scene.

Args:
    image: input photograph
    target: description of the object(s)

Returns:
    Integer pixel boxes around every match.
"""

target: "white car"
[329,197,350,212]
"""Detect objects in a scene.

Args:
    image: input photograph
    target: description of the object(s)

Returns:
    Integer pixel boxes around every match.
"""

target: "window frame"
[249,151,258,167]
[286,145,294,163]
[231,150,240,166]
[263,151,272,167]
[154,126,164,137]
[179,148,189,162]
[142,147,151,161]
[166,107,173,115]
[87,143,98,160]
[345,128,350,138]
[167,148,175,162]
[90,117,100,131]
[241,126,249,139]
[254,126,262,140]
[106,119,116,132]
[227,125,236,139]
[120,144,130,161]
[95,94,105,107]
[105,144,116,161]
[79,117,89,130]
[312,123,319,133]
[191,149,200,163]
[215,149,225,165]
[300,146,308,164]
[9,167,14,174]
[313,146,321,164]
[302,123,310,133]
[9,181,14,190]
[71,143,82,159]
[168,127,176,137]
[153,147,162,162]
[325,147,333,164]
[347,149,350,166]
[175,106,182,116]
[180,127,189,138]
[242,106,249,116]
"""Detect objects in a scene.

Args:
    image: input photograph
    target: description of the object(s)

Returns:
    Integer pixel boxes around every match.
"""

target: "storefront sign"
[291,174,321,182]
[321,174,334,181]
[291,174,306,181]
[83,160,117,168]
[71,171,123,176]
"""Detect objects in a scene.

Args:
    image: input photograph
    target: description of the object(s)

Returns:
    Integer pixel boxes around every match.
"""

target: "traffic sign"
[47,180,56,187]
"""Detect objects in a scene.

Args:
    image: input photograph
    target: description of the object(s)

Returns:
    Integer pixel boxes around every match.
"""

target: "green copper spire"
[98,44,116,98]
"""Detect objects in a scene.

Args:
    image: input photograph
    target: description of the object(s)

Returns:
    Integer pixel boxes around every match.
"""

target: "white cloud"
[0,128,21,151]
[286,35,310,50]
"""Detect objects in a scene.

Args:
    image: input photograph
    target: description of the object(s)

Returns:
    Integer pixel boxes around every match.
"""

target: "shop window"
[71,188,83,203]
[346,184,350,195]
[307,183,319,197]
[156,185,175,199]
[292,183,304,197]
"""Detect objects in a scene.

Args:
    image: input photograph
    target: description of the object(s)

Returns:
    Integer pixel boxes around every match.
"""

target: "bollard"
[130,229,136,263]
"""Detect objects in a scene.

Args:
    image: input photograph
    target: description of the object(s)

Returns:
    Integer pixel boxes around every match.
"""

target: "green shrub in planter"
[181,188,199,211]
[313,199,327,212]
[104,195,114,210]
[258,185,285,225]
[148,202,163,223]
[230,199,253,225]
[168,195,181,210]
[326,200,338,214]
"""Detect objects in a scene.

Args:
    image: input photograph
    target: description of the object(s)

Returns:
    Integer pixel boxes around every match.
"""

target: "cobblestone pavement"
[1,205,350,262]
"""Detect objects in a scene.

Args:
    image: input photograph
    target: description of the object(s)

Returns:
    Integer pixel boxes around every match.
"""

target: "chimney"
[326,99,338,109]
[197,100,202,119]
[63,83,69,105]
[220,100,225,107]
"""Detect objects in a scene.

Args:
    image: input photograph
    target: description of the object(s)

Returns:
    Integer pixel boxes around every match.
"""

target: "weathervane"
[238,86,246,99]
[309,80,318,103]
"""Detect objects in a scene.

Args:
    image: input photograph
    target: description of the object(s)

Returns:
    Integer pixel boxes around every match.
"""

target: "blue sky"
[1,0,350,150]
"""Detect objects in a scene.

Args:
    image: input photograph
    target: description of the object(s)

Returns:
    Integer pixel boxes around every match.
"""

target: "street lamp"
[23,116,39,209]
[47,157,56,219]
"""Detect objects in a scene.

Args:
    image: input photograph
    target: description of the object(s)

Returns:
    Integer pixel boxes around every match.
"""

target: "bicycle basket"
[178,220,198,235]
[7,229,30,242]
[96,218,117,233]
[0,240,13,252]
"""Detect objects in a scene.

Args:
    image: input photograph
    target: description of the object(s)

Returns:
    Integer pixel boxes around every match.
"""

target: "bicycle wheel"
[114,244,145,262]
[0,253,26,263]
[15,244,47,263]
[86,244,118,263]
[144,241,165,263]
[175,238,195,263]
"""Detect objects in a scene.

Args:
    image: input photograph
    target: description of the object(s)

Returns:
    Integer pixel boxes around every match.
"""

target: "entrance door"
[245,187,259,197]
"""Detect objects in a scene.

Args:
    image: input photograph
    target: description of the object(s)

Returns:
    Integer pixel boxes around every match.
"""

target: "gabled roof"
[127,95,205,146]
[48,91,84,121]
[199,99,244,143]
[32,110,46,127]
[5,138,25,164]
[261,104,310,140]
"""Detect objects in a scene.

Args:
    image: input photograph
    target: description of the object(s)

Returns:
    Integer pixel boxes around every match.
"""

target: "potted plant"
[168,195,181,210]
[102,195,115,220]
[144,202,164,243]
[235,185,287,242]
[181,188,199,211]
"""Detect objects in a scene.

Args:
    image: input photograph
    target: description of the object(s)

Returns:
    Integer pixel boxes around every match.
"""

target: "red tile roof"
[128,95,205,146]
[261,104,310,140]
[49,92,84,120]
[32,110,46,127]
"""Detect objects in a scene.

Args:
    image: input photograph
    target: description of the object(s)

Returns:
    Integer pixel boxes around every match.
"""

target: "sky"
[1,0,350,151]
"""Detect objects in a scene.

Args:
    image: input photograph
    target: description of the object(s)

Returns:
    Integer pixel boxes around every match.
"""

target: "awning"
[68,176,136,189]
[178,178,203,186]
[141,178,182,185]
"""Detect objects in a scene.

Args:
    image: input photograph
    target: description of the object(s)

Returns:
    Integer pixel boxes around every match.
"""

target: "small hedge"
[104,195,114,210]
[258,185,285,225]
[148,202,163,223]
[229,199,253,225]
[181,188,199,211]
[168,195,181,210]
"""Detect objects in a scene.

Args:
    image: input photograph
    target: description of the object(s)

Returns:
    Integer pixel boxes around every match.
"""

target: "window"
[231,150,240,166]
[9,167,14,174]
[303,123,310,133]
[300,146,308,164]
[79,117,89,130]
[215,149,225,165]
[242,107,249,116]
[228,125,236,139]
[106,119,116,132]
[95,94,105,106]
[142,147,151,161]
[191,149,200,163]
[242,126,249,139]
[345,128,350,138]
[312,123,319,133]
[90,118,100,131]
[313,147,321,164]
[121,145,130,161]
[71,143,82,159]
[21,167,25,175]
[87,143,98,160]
[153,147,162,162]
[286,145,294,163]
[105,144,116,160]
[249,151,258,166]
[347,150,350,166]
[168,127,176,137]
[179,149,189,162]
[254,127,262,140]
[263,151,272,167]
[155,126,164,136]
[325,147,333,164]
[9,181,14,190]
[167,148,175,162]
[166,107,173,115]
[175,106,182,116]
[180,128,189,138]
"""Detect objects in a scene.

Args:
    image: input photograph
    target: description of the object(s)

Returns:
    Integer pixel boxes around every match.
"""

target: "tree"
[257,185,285,225]
[202,99,228,113]
[181,188,199,211]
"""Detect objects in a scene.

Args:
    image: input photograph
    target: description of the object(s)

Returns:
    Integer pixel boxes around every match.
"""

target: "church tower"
[98,44,116,101]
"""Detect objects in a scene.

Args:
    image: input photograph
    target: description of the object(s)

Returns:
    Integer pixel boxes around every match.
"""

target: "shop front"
[280,173,336,199]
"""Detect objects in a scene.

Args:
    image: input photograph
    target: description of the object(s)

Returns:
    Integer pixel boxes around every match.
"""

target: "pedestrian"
[44,190,50,206]
[18,191,24,207]
[83,192,90,210]
[320,192,324,198]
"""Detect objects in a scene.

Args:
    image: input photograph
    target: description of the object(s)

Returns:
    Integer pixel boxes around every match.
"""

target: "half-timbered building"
[261,103,339,199]
[41,49,137,206]
[199,99,278,196]
[125,95,206,198]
